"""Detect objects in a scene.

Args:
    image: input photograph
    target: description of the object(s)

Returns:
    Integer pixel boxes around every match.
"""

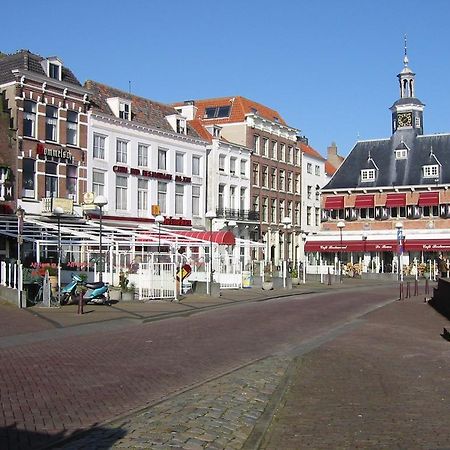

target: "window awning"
[385,193,406,207]
[173,230,236,245]
[354,194,374,209]
[418,191,439,206]
[323,195,344,210]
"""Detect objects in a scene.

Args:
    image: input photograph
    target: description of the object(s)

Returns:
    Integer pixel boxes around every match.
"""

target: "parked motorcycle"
[60,274,110,305]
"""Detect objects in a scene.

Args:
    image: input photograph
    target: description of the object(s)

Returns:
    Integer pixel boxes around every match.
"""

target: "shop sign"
[163,217,192,226]
[36,143,74,162]
[112,165,191,183]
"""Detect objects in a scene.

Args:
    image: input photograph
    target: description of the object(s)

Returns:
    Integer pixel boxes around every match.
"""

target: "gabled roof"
[0,49,81,86]
[86,80,202,139]
[188,119,213,143]
[323,131,450,190]
[299,141,325,161]
[325,161,337,176]
[173,96,287,126]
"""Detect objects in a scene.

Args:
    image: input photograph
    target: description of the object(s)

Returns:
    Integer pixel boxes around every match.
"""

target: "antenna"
[403,34,409,67]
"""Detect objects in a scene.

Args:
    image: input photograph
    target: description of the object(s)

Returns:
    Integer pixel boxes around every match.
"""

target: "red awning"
[418,191,439,206]
[174,230,236,245]
[385,193,406,207]
[354,194,374,208]
[403,239,450,251]
[324,196,344,210]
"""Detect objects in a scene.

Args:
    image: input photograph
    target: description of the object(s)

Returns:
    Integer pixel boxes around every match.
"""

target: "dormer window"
[119,102,130,120]
[43,57,63,80]
[395,149,407,160]
[204,106,230,119]
[361,169,376,182]
[176,118,186,134]
[423,165,439,178]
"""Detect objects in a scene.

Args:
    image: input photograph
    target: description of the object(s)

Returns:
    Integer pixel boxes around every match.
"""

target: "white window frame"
[138,179,148,211]
[361,169,376,181]
[138,144,148,167]
[116,139,128,164]
[423,165,439,178]
[219,155,226,172]
[395,149,407,160]
[175,184,184,215]
[192,156,201,176]
[92,170,105,197]
[66,110,78,146]
[158,148,167,170]
[158,181,167,213]
[93,134,106,159]
[175,152,184,173]
[115,175,128,210]
[192,185,200,216]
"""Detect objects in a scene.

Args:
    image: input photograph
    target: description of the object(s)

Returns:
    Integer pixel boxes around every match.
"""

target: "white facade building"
[86,81,208,228]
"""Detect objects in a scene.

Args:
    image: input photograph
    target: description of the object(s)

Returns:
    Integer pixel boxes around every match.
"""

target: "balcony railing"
[215,208,259,221]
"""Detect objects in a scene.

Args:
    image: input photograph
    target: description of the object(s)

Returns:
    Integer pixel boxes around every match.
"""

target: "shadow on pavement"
[0,423,127,450]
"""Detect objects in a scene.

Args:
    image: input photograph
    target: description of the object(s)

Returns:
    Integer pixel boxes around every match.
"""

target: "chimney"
[177,100,198,120]
[326,141,344,170]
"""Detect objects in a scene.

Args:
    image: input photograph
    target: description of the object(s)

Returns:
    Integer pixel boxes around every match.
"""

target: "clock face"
[397,112,412,128]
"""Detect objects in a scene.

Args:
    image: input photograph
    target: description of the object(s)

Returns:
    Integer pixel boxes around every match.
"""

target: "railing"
[0,261,24,307]
[215,208,259,221]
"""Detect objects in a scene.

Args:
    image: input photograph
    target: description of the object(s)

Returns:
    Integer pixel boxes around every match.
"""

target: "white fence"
[136,262,177,301]
[0,262,24,307]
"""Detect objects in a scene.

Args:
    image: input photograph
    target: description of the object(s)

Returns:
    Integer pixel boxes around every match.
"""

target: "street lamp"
[395,221,404,282]
[205,210,216,295]
[155,215,164,260]
[301,232,307,284]
[94,195,108,282]
[337,221,345,283]
[362,231,368,273]
[53,206,64,304]
[281,216,291,287]
[15,206,25,308]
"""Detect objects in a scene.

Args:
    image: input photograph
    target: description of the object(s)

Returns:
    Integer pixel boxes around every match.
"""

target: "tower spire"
[403,34,409,67]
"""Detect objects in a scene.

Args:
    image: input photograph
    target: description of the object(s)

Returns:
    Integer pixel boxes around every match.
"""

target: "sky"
[3,0,450,157]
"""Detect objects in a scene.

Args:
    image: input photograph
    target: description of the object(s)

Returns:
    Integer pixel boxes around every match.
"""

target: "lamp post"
[94,195,108,282]
[205,210,216,295]
[281,216,291,287]
[301,232,307,284]
[155,215,164,261]
[362,231,368,274]
[395,221,404,282]
[53,206,64,304]
[15,206,25,308]
[337,221,345,283]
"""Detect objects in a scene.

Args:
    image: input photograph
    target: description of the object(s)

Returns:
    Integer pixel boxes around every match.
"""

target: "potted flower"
[119,271,136,301]
[291,267,299,284]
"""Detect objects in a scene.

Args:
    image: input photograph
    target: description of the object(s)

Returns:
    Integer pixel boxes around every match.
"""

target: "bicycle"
[28,280,60,307]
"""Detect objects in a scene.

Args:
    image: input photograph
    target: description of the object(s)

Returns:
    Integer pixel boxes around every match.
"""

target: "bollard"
[398,282,404,300]
[327,267,332,285]
[406,281,410,298]
[414,279,419,297]
[77,290,84,315]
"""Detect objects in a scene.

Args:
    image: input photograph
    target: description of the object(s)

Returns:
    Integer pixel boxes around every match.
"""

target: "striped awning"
[418,191,439,206]
[354,195,374,208]
[385,193,406,207]
[323,196,344,210]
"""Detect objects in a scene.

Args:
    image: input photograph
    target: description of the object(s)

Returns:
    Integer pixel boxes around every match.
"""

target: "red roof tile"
[299,142,325,161]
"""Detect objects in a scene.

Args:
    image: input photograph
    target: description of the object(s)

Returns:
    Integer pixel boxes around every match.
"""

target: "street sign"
[176,264,192,281]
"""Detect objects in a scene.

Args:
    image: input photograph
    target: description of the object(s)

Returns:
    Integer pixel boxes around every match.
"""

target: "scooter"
[60,274,110,305]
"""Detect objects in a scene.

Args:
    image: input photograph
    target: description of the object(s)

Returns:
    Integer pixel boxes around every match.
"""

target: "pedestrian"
[438,254,447,278]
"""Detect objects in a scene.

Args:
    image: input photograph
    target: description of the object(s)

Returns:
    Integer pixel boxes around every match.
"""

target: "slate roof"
[173,96,288,126]
[323,129,450,190]
[0,49,81,86]
[86,80,202,139]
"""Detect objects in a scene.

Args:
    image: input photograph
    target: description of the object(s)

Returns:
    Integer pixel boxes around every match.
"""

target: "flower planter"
[121,290,136,301]
[109,289,122,302]
[262,281,274,291]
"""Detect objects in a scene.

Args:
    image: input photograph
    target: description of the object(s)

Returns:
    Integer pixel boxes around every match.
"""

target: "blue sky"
[3,0,450,157]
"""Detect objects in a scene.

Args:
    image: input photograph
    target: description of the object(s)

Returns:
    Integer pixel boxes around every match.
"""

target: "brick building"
[307,50,450,275]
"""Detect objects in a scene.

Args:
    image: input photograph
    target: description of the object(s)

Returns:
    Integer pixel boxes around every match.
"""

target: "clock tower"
[389,38,424,135]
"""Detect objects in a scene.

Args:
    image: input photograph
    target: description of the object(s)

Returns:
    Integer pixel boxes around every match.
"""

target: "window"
[315,190,320,201]
[66,165,77,200]
[219,154,226,172]
[307,185,312,199]
[288,146,293,163]
[22,158,35,198]
[262,138,269,156]
[423,165,439,178]
[218,184,225,210]
[138,179,148,211]
[175,184,184,214]
[306,163,312,174]
[230,157,236,175]
[295,202,301,225]
[254,135,260,154]
[138,144,148,167]
[252,163,259,185]
[230,186,236,208]
[279,169,285,191]
[204,105,230,118]
[287,201,292,221]
[192,156,201,176]
[240,187,246,210]
[315,207,320,226]
[287,172,293,192]
[395,149,407,159]
[158,148,167,170]
[157,182,167,213]
[315,165,320,176]
[176,152,184,173]
[295,174,300,193]
[271,141,277,159]
[115,175,128,210]
[240,160,247,177]
[307,206,312,225]
[262,166,268,187]
[45,162,58,198]
[295,148,300,165]
[93,134,105,159]
[119,102,130,120]
[23,100,36,138]
[361,169,376,181]
[92,170,105,197]
[279,199,285,220]
[176,118,186,134]
[415,116,421,128]
[270,199,277,223]
[116,139,128,164]
[45,105,58,142]
[270,168,277,189]
[253,196,259,213]
[192,185,200,216]
[49,63,61,80]
[262,197,268,222]
[280,143,285,161]
[66,111,78,145]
